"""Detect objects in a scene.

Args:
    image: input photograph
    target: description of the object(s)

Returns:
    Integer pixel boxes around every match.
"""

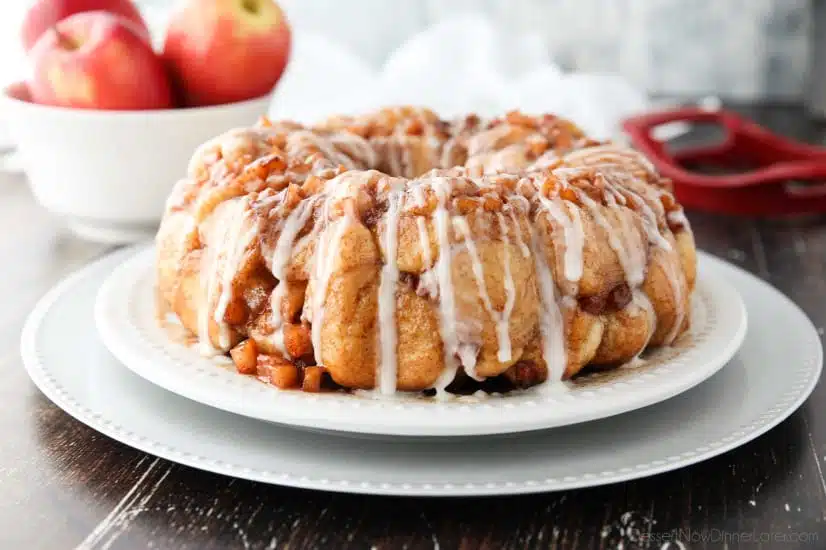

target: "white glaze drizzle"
[309,202,355,365]
[667,209,690,232]
[268,196,318,355]
[621,187,687,344]
[537,195,584,287]
[430,178,461,395]
[415,216,439,297]
[573,168,686,347]
[469,145,526,175]
[272,197,317,278]
[288,130,355,169]
[530,226,567,382]
[440,137,459,169]
[496,213,517,362]
[454,215,514,370]
[411,184,427,208]
[564,144,657,176]
[507,209,531,258]
[457,343,481,378]
[198,198,256,355]
[292,209,325,271]
[328,133,378,168]
[619,184,672,251]
[467,124,513,156]
[377,190,404,394]
[601,173,686,345]
[212,213,257,351]
[528,150,560,172]
[577,190,645,287]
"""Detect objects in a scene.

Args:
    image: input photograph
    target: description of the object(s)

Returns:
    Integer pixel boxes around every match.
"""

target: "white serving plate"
[21,247,821,496]
[94,246,746,437]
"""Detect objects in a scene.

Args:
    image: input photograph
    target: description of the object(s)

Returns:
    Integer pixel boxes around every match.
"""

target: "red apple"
[28,11,173,110]
[162,0,291,107]
[21,0,150,52]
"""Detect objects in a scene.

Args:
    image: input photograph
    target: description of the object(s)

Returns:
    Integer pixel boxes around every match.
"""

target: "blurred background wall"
[0,0,816,103]
[272,0,813,102]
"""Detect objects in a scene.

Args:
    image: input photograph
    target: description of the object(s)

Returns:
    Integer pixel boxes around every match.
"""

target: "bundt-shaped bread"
[156,107,696,396]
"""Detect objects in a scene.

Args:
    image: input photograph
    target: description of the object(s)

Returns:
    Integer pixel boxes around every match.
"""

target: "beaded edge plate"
[21,246,821,495]
[93,246,746,436]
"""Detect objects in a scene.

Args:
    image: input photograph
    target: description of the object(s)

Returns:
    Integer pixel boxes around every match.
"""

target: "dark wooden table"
[2,105,826,550]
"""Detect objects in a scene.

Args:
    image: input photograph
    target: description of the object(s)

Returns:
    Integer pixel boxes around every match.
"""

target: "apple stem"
[242,0,260,14]
[52,27,78,51]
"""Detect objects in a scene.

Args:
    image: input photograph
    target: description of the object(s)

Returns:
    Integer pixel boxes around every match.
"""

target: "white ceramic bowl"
[1,83,270,243]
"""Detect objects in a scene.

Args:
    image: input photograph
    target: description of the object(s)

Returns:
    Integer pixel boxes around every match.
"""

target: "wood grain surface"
[1,105,825,550]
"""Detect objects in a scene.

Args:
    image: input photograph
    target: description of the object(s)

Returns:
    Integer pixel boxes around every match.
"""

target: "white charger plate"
[21,247,821,496]
[94,246,747,437]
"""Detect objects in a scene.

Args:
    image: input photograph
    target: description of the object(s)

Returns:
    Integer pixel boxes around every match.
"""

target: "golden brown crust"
[155,107,697,395]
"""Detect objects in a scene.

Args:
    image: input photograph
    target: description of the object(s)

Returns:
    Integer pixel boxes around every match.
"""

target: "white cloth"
[268,15,650,141]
